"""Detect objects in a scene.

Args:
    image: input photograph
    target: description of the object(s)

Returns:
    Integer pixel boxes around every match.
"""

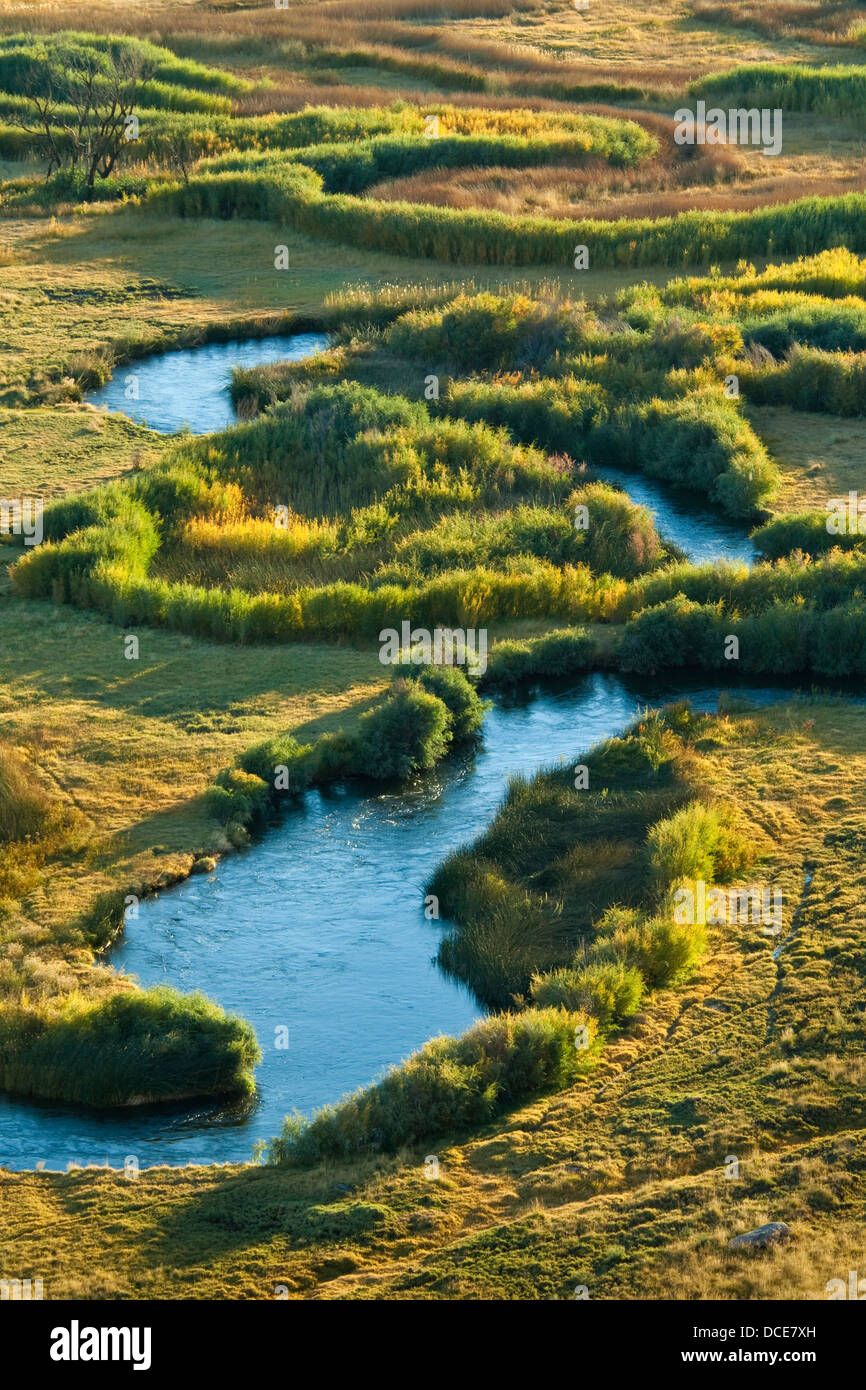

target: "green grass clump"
[205,768,272,845]
[620,593,866,678]
[691,63,866,124]
[646,800,723,889]
[413,664,487,740]
[739,300,866,356]
[753,512,864,560]
[0,987,261,1106]
[479,627,596,691]
[384,492,663,582]
[446,374,609,450]
[589,905,706,989]
[388,290,595,372]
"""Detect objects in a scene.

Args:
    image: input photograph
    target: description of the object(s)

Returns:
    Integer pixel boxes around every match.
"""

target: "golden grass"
[747,404,866,513]
[0,407,167,497]
[690,0,866,47]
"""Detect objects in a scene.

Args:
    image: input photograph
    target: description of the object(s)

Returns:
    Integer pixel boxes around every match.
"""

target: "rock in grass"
[728,1223,790,1251]
[190,856,217,875]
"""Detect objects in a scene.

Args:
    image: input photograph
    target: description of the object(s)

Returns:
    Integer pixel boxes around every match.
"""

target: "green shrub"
[621,593,866,678]
[590,905,705,988]
[739,346,866,417]
[619,596,724,674]
[205,767,271,831]
[389,292,595,372]
[646,801,722,889]
[594,393,776,518]
[353,682,453,780]
[752,511,860,560]
[0,986,261,1105]
[571,481,662,577]
[414,665,486,740]
[530,960,644,1027]
[480,627,596,690]
[740,301,866,356]
[447,374,609,451]
[238,734,311,786]
[0,31,252,100]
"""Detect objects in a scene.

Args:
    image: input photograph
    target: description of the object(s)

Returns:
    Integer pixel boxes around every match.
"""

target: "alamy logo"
[1,1277,43,1300]
[50,1321,152,1371]
[674,101,782,156]
[379,621,487,675]
[827,1270,866,1299]
[826,491,866,535]
[673,880,782,935]
[0,497,43,546]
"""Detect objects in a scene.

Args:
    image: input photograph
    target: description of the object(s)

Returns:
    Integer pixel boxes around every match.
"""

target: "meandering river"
[0,335,769,1171]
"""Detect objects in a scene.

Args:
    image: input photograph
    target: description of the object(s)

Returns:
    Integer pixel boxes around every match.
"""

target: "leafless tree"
[11,44,157,192]
[164,128,202,185]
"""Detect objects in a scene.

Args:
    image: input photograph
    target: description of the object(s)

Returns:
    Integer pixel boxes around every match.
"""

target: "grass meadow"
[0,0,865,1306]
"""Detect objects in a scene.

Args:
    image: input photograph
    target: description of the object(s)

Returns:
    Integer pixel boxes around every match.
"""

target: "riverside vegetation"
[1,0,866,1301]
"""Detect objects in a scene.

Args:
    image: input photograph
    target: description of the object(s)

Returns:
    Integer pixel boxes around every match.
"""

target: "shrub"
[619,596,724,674]
[594,392,776,518]
[740,300,866,356]
[205,767,271,834]
[388,292,595,372]
[530,960,644,1027]
[752,511,860,560]
[447,374,609,451]
[738,345,866,417]
[571,482,662,578]
[646,801,722,889]
[413,664,486,740]
[352,681,453,779]
[238,734,311,786]
[590,905,705,988]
